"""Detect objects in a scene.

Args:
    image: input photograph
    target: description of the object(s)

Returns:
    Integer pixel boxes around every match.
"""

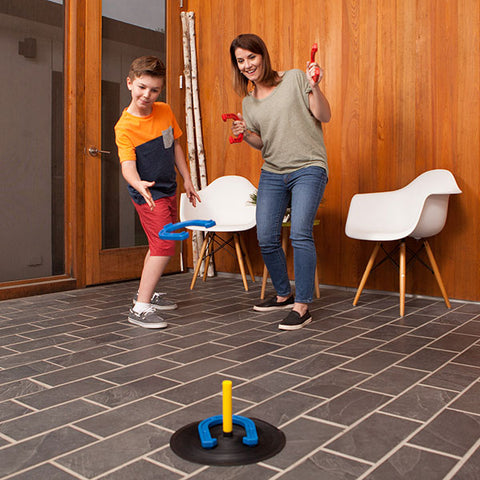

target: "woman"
[230,34,331,330]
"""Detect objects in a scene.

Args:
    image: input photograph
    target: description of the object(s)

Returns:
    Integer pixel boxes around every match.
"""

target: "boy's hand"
[137,180,156,210]
[184,181,201,207]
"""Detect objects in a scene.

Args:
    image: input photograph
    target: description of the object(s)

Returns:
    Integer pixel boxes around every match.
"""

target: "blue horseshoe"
[158,220,216,241]
[197,414,259,449]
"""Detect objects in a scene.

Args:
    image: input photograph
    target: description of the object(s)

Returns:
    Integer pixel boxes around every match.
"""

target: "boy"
[115,56,200,329]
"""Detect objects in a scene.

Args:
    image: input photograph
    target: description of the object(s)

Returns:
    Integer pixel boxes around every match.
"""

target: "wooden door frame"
[83,0,184,285]
[0,0,185,299]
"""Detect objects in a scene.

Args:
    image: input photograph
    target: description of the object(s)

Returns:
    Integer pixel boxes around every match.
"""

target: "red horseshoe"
[222,113,243,144]
[310,43,320,83]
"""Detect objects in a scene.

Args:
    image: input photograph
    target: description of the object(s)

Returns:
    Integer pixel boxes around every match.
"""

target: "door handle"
[88,146,111,156]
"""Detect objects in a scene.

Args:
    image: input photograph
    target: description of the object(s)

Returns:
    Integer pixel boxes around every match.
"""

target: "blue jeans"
[256,166,327,304]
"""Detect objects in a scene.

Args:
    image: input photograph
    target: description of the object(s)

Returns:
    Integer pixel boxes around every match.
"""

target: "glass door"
[0,0,66,285]
[84,0,181,285]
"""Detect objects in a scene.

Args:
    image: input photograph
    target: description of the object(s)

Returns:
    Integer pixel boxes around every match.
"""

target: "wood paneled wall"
[175,0,480,302]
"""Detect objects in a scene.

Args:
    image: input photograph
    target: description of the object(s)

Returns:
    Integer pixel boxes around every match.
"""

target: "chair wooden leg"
[399,240,406,316]
[424,240,451,308]
[261,265,268,299]
[190,233,210,290]
[234,233,249,291]
[314,266,320,299]
[202,237,213,282]
[353,242,380,306]
[239,234,255,282]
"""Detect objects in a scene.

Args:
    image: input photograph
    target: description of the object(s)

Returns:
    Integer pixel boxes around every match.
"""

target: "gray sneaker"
[128,307,168,329]
[133,292,178,311]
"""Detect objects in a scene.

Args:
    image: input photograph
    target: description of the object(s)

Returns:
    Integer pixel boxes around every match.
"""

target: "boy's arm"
[174,140,201,206]
[120,160,156,210]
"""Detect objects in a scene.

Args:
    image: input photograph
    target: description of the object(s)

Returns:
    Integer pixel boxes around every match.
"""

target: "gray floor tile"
[380,384,458,421]
[0,275,478,479]
[326,412,420,463]
[294,368,369,398]
[452,446,480,479]
[359,365,428,395]
[275,450,370,479]
[0,427,96,478]
[0,398,106,441]
[447,381,480,415]
[7,463,80,479]
[265,417,343,470]
[56,424,171,478]
[86,375,180,408]
[75,396,179,437]
[421,363,480,392]
[239,390,325,427]
[363,445,458,479]
[307,388,392,426]
[97,459,182,479]
[409,408,480,456]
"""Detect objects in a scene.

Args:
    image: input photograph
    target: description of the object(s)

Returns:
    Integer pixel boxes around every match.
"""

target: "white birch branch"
[187,11,214,276]
[181,11,202,267]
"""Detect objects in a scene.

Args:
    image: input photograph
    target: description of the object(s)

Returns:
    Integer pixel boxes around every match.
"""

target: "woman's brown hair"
[230,34,281,97]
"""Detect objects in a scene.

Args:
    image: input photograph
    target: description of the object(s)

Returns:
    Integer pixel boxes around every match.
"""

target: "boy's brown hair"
[128,56,166,81]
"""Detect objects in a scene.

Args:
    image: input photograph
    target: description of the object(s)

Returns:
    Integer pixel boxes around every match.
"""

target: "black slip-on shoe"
[278,310,312,330]
[253,295,294,312]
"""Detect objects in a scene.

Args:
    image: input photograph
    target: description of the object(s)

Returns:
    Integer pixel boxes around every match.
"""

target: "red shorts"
[133,196,177,256]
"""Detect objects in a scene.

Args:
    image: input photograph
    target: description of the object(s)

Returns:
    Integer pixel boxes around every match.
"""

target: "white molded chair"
[345,169,461,316]
[180,175,257,291]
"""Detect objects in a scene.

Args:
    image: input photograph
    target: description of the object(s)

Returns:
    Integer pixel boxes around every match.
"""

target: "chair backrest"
[345,169,461,241]
[180,175,257,231]
[408,169,461,239]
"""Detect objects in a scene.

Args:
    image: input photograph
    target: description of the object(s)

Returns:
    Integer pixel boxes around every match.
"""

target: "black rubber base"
[170,418,286,466]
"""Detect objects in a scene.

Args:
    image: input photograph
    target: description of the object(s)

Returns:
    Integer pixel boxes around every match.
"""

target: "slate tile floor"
[0,273,479,479]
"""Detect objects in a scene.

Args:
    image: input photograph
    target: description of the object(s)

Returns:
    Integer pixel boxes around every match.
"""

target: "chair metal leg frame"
[190,232,254,292]
[353,239,452,315]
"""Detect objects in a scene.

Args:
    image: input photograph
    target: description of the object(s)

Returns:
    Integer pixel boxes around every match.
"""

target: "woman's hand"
[232,113,247,138]
[232,113,264,150]
[306,61,324,87]
[306,63,331,123]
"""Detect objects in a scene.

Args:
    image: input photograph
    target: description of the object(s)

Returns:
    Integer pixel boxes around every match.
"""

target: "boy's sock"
[132,301,151,314]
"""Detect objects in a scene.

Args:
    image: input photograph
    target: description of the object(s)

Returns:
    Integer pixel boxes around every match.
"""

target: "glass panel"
[101,0,166,249]
[0,0,64,282]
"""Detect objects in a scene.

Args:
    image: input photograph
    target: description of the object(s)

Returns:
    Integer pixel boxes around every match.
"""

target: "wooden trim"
[0,276,77,301]
[65,0,83,286]
[84,0,102,285]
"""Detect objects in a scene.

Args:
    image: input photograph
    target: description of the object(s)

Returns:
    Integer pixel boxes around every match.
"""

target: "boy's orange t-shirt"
[115,102,182,162]
[114,102,183,204]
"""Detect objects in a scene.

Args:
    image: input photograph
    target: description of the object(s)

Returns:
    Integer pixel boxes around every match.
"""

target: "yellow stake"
[222,380,233,435]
